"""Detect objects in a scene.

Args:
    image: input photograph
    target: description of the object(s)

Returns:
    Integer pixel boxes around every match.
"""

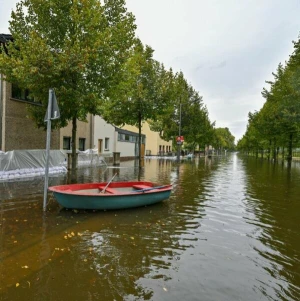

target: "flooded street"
[0,153,300,300]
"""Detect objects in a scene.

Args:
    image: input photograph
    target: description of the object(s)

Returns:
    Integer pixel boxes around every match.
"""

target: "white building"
[93,116,145,159]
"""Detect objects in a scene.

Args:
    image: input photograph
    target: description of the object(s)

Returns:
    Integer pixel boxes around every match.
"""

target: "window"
[118,133,125,141]
[105,138,109,150]
[11,83,39,103]
[63,137,71,150]
[117,131,143,143]
[79,138,85,151]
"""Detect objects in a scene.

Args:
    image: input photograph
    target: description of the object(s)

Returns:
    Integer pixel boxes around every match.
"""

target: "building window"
[117,132,143,143]
[11,83,39,103]
[105,138,109,150]
[63,137,71,150]
[118,133,125,141]
[79,138,85,151]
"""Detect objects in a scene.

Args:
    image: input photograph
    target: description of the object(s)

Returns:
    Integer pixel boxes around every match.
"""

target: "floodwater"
[0,153,300,301]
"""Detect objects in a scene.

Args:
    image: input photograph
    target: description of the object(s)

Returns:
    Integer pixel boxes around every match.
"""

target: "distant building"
[122,122,172,156]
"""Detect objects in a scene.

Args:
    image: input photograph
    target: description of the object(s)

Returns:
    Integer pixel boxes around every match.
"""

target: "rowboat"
[48,181,172,210]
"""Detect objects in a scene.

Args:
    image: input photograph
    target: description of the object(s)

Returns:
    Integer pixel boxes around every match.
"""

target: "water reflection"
[0,155,299,300]
[241,156,300,300]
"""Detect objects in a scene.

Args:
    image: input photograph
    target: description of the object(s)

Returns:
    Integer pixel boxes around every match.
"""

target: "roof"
[115,126,145,138]
[0,34,13,44]
[0,34,13,54]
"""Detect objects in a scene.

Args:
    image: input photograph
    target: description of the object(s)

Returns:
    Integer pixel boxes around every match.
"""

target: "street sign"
[176,136,184,142]
[44,89,60,121]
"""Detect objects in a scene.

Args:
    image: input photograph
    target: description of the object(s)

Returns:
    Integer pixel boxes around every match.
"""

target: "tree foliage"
[148,71,216,151]
[214,127,235,151]
[100,40,170,165]
[0,0,236,162]
[237,33,300,161]
[0,0,136,170]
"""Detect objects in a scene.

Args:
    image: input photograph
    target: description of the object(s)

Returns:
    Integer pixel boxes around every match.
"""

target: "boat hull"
[49,181,172,210]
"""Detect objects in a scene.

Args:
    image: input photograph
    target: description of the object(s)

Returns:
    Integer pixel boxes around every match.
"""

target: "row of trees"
[237,34,300,162]
[0,0,235,170]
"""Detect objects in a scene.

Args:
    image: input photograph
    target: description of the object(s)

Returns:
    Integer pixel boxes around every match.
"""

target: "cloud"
[209,61,227,70]
[2,0,300,142]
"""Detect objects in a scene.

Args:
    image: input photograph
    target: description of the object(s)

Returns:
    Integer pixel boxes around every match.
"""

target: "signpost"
[43,89,60,211]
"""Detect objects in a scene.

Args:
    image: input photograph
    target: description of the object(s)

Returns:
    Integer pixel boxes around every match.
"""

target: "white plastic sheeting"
[145,155,178,160]
[76,149,107,166]
[0,150,67,181]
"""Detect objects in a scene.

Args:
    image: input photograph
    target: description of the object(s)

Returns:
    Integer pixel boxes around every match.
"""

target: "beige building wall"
[122,121,172,156]
[0,79,60,152]
[0,78,92,152]
[59,114,93,150]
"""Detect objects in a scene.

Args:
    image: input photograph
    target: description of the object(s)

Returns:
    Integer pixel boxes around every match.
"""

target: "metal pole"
[177,102,182,162]
[43,89,53,211]
[179,102,182,137]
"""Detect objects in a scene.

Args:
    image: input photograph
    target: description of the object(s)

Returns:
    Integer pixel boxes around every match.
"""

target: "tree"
[214,127,235,152]
[148,71,188,142]
[100,40,166,167]
[262,62,300,162]
[0,0,136,172]
[150,71,215,154]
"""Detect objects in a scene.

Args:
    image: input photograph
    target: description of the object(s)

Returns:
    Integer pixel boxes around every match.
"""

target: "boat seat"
[98,187,119,194]
[132,184,152,190]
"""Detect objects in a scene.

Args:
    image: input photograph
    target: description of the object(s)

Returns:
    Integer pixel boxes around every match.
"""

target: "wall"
[122,122,172,156]
[115,137,136,157]
[59,114,92,151]
[1,80,60,151]
[93,116,116,154]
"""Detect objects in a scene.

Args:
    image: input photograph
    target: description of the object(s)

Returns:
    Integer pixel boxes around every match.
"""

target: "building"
[1,33,146,160]
[0,76,94,152]
[122,122,173,156]
[93,116,145,160]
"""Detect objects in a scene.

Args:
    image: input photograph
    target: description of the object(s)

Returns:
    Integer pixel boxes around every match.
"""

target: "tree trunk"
[272,139,277,162]
[138,112,142,168]
[71,116,77,172]
[287,133,293,164]
[267,140,271,161]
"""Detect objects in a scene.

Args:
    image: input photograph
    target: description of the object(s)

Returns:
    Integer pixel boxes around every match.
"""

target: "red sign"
[176,136,184,142]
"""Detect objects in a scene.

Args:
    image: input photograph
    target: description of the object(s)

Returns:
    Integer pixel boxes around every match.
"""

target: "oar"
[134,185,169,193]
[101,173,117,194]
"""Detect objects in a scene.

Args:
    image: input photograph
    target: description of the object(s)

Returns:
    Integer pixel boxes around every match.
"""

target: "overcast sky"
[1,0,300,141]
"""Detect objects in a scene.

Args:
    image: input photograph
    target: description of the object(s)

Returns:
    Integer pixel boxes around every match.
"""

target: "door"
[98,139,103,153]
[141,143,145,158]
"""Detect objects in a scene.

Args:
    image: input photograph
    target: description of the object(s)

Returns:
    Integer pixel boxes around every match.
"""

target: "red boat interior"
[98,184,154,194]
